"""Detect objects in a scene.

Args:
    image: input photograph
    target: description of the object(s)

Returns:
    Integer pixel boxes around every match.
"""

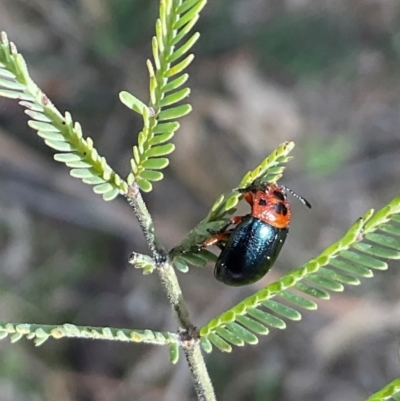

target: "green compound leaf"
[0,322,178,348]
[123,0,206,192]
[0,32,127,201]
[236,140,295,189]
[199,195,400,352]
[366,378,400,401]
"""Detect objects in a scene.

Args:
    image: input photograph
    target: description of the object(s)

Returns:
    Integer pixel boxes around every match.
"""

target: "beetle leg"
[226,215,244,227]
[202,232,230,248]
[218,215,245,232]
[201,216,244,249]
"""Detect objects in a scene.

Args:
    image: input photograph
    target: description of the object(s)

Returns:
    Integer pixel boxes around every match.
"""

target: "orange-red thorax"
[251,185,291,229]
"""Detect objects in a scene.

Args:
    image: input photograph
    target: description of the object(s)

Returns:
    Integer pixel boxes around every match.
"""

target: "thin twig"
[125,184,166,263]
[157,261,192,329]
[124,184,216,401]
[183,343,215,401]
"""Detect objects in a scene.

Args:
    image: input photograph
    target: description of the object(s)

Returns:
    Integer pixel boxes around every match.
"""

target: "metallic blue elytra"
[215,215,288,286]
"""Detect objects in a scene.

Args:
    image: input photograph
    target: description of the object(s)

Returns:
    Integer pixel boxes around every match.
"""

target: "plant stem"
[183,343,216,401]
[125,184,165,263]
[125,185,216,401]
[157,261,192,328]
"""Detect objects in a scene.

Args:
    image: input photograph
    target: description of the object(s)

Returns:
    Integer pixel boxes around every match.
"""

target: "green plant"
[0,1,399,400]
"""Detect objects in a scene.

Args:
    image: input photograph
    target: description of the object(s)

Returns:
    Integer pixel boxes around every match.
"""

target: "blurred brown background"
[1,0,400,400]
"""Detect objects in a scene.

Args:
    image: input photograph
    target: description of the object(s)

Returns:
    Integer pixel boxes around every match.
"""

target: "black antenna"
[282,185,312,209]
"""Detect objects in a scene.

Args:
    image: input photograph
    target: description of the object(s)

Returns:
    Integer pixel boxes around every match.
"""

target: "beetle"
[201,182,311,286]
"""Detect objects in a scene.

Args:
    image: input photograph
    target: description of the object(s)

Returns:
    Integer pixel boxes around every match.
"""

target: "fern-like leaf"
[199,195,400,352]
[366,378,400,401]
[0,32,127,201]
[0,322,178,348]
[120,0,207,192]
[170,141,295,272]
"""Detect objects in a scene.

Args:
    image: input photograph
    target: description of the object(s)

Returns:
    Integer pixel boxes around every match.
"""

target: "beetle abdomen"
[215,215,288,286]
